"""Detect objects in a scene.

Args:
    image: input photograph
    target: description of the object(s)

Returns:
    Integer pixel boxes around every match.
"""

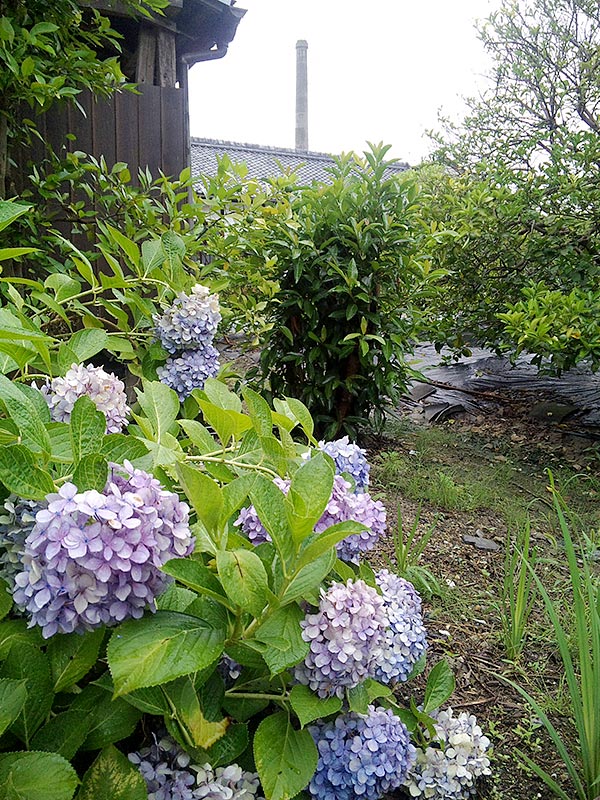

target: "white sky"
[188,0,499,165]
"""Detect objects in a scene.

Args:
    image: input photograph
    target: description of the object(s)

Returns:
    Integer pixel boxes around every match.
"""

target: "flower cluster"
[155,284,222,353]
[41,363,130,433]
[155,284,221,398]
[235,475,385,562]
[0,496,39,589]
[318,436,370,491]
[12,461,193,638]
[404,707,492,799]
[372,569,427,684]
[308,705,415,800]
[294,579,388,697]
[157,345,221,401]
[129,733,264,800]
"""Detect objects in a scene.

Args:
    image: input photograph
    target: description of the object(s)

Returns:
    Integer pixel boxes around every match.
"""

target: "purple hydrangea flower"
[0,496,40,589]
[234,475,386,562]
[372,569,427,684]
[155,283,221,354]
[309,705,416,800]
[319,436,370,491]
[294,579,388,698]
[129,733,264,800]
[404,707,492,799]
[12,461,193,638]
[41,363,130,433]
[157,345,220,400]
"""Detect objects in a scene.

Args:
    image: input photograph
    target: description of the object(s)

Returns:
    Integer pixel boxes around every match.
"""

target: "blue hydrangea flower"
[155,283,221,354]
[12,461,193,638]
[372,569,427,684]
[157,345,220,400]
[309,705,416,800]
[403,707,492,799]
[129,733,264,800]
[319,436,370,490]
[294,579,388,698]
[235,475,386,562]
[41,363,130,433]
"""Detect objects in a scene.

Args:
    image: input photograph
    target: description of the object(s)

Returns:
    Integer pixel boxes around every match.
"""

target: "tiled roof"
[190,138,410,185]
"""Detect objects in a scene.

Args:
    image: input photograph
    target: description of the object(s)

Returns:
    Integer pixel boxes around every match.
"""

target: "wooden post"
[136,23,156,84]
[157,28,177,88]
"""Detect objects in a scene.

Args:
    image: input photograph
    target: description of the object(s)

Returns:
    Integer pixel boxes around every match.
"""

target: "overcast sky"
[188,0,499,165]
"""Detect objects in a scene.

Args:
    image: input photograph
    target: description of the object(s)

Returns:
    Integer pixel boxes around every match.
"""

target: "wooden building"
[14,0,246,185]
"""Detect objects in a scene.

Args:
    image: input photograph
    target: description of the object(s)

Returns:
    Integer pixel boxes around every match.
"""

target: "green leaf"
[46,422,74,464]
[135,380,180,441]
[242,387,273,437]
[0,679,27,737]
[0,375,51,454]
[284,397,314,438]
[176,462,224,534]
[347,682,370,714]
[286,453,333,541]
[156,584,198,612]
[70,685,142,750]
[107,611,225,696]
[423,659,456,713]
[48,629,105,692]
[280,550,336,604]
[201,379,242,412]
[179,419,218,453]
[104,225,140,268]
[0,752,78,800]
[30,710,90,760]
[100,434,148,464]
[0,200,30,232]
[253,605,308,675]
[0,579,12,621]
[296,521,366,569]
[188,721,249,768]
[220,473,258,525]
[68,329,110,362]
[289,685,342,727]
[254,712,317,800]
[70,396,109,462]
[72,453,109,492]
[216,549,270,616]
[0,643,53,746]
[77,745,147,800]
[197,401,251,446]
[163,675,229,749]
[249,476,293,566]
[0,619,43,660]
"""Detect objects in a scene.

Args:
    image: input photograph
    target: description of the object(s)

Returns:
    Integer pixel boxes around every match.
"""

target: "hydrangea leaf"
[423,659,456,713]
[0,578,12,620]
[72,453,109,493]
[162,676,229,749]
[161,558,231,607]
[289,685,342,728]
[252,605,308,675]
[254,712,317,800]
[0,642,53,746]
[176,462,224,536]
[216,549,271,617]
[70,395,107,462]
[77,745,146,800]
[0,751,78,800]
[107,611,225,697]
[135,380,180,442]
[0,374,51,455]
[178,419,218,454]
[286,453,333,541]
[202,378,242,412]
[46,423,74,464]
[30,709,91,760]
[197,400,252,446]
[47,629,105,693]
[249,476,294,566]
[100,434,149,464]
[280,550,336,604]
[242,387,273,437]
[347,682,370,714]
[67,329,110,362]
[0,445,55,500]
[71,685,142,750]
[0,678,27,736]
[296,521,366,569]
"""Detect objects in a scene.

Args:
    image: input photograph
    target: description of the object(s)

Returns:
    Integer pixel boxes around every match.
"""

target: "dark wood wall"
[13,84,188,190]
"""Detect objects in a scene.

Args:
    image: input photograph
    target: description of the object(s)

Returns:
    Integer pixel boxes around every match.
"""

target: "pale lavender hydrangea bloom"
[372,569,427,684]
[155,283,221,354]
[234,475,386,562]
[157,345,220,400]
[404,707,492,799]
[308,705,416,800]
[12,461,193,638]
[319,436,370,490]
[294,579,388,698]
[0,496,40,589]
[129,733,264,800]
[41,363,130,433]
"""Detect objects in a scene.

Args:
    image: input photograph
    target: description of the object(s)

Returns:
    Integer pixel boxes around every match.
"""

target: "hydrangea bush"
[0,339,490,800]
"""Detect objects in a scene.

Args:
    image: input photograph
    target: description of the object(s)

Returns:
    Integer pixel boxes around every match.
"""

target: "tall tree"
[0,0,167,197]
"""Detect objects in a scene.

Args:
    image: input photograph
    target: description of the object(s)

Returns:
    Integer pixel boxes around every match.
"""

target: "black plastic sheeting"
[403,344,600,429]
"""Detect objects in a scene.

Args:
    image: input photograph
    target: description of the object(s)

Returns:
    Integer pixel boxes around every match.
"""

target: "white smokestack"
[295,39,308,151]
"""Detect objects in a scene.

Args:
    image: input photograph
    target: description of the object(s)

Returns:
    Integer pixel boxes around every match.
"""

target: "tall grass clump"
[499,519,538,662]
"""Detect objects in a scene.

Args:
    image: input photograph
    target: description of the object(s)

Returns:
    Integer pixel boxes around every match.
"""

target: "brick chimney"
[295,39,308,151]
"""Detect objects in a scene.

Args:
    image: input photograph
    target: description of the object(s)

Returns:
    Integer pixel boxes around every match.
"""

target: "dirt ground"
[366,391,600,800]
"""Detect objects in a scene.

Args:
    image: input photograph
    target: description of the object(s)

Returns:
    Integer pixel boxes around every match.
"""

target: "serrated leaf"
[249,476,293,566]
[107,612,225,696]
[347,682,370,714]
[48,629,105,692]
[30,710,90,760]
[0,579,12,620]
[72,453,108,492]
[0,679,27,736]
[176,462,223,534]
[0,375,51,454]
[201,378,242,412]
[135,380,180,441]
[289,685,342,727]
[70,685,142,750]
[100,434,148,464]
[253,605,308,675]
[179,419,218,453]
[423,659,455,713]
[68,329,110,362]
[280,550,336,604]
[242,387,273,437]
[0,643,53,745]
[216,549,270,616]
[77,745,147,800]
[0,751,78,800]
[70,395,107,462]
[254,712,317,800]
[286,453,333,541]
